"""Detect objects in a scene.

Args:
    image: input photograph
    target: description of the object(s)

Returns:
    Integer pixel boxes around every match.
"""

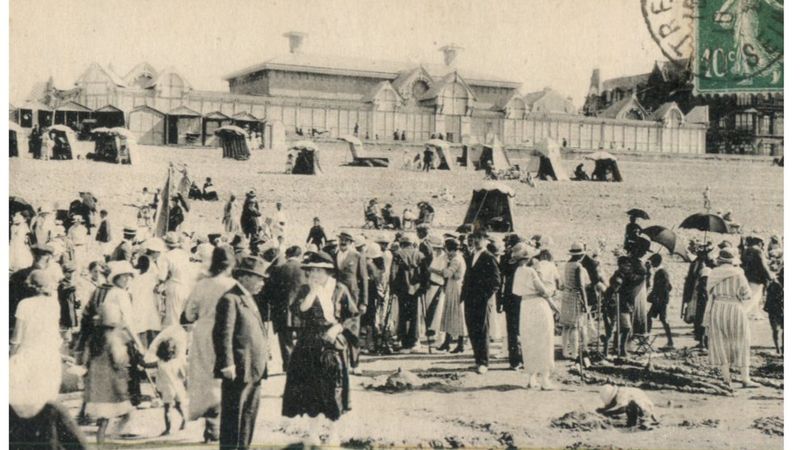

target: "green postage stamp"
[694,0,784,94]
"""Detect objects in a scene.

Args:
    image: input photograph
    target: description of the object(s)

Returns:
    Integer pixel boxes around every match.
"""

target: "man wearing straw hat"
[213,256,270,450]
[110,226,139,263]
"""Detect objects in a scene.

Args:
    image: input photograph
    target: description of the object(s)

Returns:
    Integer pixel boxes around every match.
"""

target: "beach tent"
[45,125,79,160]
[462,182,515,232]
[586,151,622,182]
[471,142,511,171]
[527,138,569,180]
[339,135,389,167]
[289,140,323,175]
[215,125,251,160]
[9,121,25,158]
[424,139,456,170]
[91,127,135,164]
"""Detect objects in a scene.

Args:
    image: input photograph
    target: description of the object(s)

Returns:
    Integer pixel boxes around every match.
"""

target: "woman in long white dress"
[512,245,559,390]
[435,239,468,352]
[10,213,33,272]
[128,255,163,347]
[182,246,237,443]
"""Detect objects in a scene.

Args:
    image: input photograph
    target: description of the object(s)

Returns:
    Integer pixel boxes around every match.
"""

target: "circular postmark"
[642,0,783,92]
[641,0,698,70]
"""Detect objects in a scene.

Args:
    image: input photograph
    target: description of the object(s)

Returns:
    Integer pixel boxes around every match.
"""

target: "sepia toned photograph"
[6,0,784,448]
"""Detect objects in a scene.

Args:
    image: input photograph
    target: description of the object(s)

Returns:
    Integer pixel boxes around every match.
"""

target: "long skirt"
[519,297,555,375]
[85,329,133,419]
[163,282,190,327]
[745,282,764,315]
[419,286,445,334]
[439,283,468,338]
[631,283,648,334]
[706,300,751,368]
[282,335,349,421]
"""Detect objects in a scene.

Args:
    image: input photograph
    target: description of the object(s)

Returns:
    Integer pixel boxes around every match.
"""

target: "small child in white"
[144,325,188,436]
[596,384,658,428]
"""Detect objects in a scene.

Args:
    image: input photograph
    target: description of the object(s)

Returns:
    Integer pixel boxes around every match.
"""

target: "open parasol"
[642,225,690,261]
[679,213,730,234]
[626,208,650,220]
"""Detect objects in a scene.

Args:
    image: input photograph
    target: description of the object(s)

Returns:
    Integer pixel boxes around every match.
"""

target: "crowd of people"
[7,188,785,449]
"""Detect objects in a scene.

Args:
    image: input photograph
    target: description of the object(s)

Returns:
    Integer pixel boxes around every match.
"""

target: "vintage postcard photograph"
[5,0,786,448]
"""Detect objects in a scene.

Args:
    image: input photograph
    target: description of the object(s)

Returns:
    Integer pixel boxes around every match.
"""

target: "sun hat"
[338,231,354,242]
[123,226,138,237]
[107,261,136,282]
[509,243,537,264]
[353,234,367,249]
[364,242,383,259]
[163,231,182,248]
[716,249,740,266]
[30,244,55,256]
[143,237,167,253]
[300,251,336,270]
[26,269,58,294]
[233,256,270,279]
[568,242,585,255]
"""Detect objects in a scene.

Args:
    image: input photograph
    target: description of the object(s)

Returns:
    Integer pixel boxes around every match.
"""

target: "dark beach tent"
[215,125,251,160]
[9,121,24,157]
[289,140,323,175]
[527,138,569,180]
[463,182,515,232]
[586,151,622,182]
[45,125,78,160]
[91,127,135,164]
[339,135,389,167]
[424,139,456,170]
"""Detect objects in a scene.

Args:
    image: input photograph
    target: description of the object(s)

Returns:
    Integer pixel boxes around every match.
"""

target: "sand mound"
[678,418,720,428]
[551,411,614,432]
[752,416,783,436]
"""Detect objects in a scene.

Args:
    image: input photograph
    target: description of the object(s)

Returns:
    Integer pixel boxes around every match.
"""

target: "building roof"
[130,104,165,115]
[205,111,231,120]
[419,71,477,102]
[231,111,263,122]
[602,73,650,93]
[123,62,159,86]
[223,52,520,88]
[148,67,193,91]
[362,81,401,103]
[494,91,525,111]
[55,100,92,112]
[95,104,123,113]
[599,94,646,119]
[168,105,202,116]
[76,63,128,88]
[26,82,50,103]
[651,101,683,121]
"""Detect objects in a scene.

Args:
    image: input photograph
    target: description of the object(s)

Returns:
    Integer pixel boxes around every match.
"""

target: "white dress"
[162,248,195,326]
[12,295,63,408]
[9,222,33,272]
[128,268,163,335]
[183,275,237,420]
[513,265,555,375]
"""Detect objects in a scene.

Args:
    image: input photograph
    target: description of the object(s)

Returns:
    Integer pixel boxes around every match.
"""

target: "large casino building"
[14,31,707,154]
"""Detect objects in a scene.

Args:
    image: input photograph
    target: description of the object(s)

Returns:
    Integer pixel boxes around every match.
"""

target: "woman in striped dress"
[436,239,468,353]
[561,243,590,359]
[703,249,758,389]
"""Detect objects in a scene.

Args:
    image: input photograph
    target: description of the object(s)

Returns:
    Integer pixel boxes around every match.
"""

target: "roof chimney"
[439,44,463,67]
[283,31,307,54]
[589,68,601,95]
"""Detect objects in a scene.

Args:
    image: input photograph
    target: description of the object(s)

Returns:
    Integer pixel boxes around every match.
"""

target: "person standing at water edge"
[213,256,270,450]
[461,229,500,374]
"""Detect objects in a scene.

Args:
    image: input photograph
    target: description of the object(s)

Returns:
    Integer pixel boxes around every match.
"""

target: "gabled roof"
[75,62,128,88]
[231,111,263,122]
[651,101,684,121]
[392,66,435,93]
[148,67,192,91]
[685,106,709,124]
[494,91,526,111]
[19,100,52,111]
[130,104,165,115]
[95,104,123,113]
[168,105,201,116]
[523,90,548,106]
[418,71,477,102]
[653,59,691,83]
[124,62,159,86]
[223,52,520,88]
[55,100,92,112]
[204,111,231,120]
[600,95,646,120]
[26,82,50,102]
[362,81,401,103]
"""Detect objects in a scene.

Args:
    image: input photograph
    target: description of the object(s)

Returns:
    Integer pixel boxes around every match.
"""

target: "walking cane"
[380,294,396,354]
[615,292,621,361]
[419,290,434,354]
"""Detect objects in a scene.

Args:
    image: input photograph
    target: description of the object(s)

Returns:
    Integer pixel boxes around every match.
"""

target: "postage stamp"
[641,0,697,68]
[694,0,784,93]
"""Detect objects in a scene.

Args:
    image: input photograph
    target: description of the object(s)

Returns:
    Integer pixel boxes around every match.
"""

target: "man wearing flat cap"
[334,232,369,368]
[461,230,501,374]
[213,256,270,450]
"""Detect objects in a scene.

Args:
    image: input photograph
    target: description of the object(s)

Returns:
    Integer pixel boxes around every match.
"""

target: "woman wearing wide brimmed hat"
[10,212,33,273]
[78,260,142,443]
[704,249,759,389]
[282,251,360,421]
[511,245,560,389]
[561,242,591,359]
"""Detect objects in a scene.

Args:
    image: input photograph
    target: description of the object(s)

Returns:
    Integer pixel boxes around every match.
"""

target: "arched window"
[625,108,644,120]
[667,109,683,127]
[412,79,429,100]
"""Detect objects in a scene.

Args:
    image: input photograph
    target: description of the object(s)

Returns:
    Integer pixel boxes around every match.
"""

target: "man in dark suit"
[391,235,424,350]
[334,232,368,371]
[213,256,270,450]
[499,234,523,370]
[461,230,501,374]
[265,246,305,372]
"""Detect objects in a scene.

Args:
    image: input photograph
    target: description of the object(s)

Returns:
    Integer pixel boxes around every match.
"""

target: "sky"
[9,0,665,106]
